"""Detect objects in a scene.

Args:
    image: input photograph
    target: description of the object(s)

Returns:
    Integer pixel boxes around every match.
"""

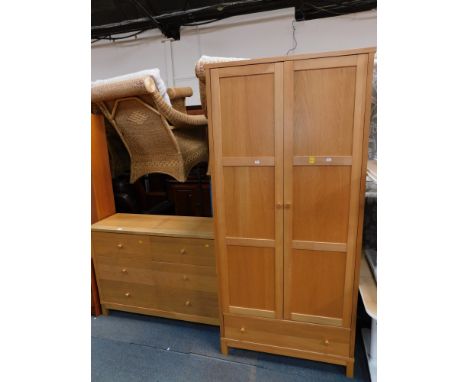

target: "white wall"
[92,8,376,105]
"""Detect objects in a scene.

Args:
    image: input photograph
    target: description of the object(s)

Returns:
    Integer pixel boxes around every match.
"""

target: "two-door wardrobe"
[205,48,375,377]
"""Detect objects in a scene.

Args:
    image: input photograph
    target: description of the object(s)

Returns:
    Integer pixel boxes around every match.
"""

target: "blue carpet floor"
[92,311,370,382]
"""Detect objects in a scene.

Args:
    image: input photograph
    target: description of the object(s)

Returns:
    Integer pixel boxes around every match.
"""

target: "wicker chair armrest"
[167,87,193,100]
[167,87,193,114]
[171,113,208,128]
[150,91,208,128]
[91,76,156,103]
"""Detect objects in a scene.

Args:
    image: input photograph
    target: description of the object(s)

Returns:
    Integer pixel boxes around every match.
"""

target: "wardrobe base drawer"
[223,314,351,357]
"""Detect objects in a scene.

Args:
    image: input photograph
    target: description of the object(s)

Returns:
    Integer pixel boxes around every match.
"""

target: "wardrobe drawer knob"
[124,292,131,297]
[121,268,127,273]
[180,248,186,254]
[183,275,188,281]
[117,243,123,249]
[324,339,330,346]
[185,300,191,306]
[276,203,283,209]
[204,244,210,248]
[240,327,245,333]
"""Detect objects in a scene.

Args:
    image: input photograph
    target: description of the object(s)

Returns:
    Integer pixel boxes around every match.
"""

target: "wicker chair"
[195,55,248,117]
[92,75,209,183]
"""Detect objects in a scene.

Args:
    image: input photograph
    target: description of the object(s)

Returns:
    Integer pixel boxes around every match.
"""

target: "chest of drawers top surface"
[91,213,214,239]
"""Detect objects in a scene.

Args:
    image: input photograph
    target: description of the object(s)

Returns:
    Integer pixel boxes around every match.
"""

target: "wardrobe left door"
[209,62,284,320]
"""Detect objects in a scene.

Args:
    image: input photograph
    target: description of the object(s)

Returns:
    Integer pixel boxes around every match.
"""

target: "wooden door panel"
[210,62,283,319]
[293,166,351,243]
[289,250,346,326]
[227,246,276,315]
[284,55,369,328]
[220,73,275,157]
[223,167,275,239]
[293,67,356,156]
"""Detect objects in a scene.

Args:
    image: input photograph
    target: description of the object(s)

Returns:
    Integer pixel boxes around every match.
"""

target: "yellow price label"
[308,156,316,164]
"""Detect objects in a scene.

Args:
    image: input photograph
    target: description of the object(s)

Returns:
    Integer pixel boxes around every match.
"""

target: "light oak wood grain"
[292,240,347,252]
[222,156,275,166]
[290,313,343,327]
[92,213,214,239]
[91,214,219,326]
[293,156,352,166]
[226,246,276,311]
[293,67,356,156]
[224,314,350,357]
[99,279,219,319]
[222,338,352,369]
[219,72,275,157]
[292,166,351,243]
[274,62,285,319]
[225,237,275,248]
[289,250,346,320]
[228,306,276,319]
[348,52,375,359]
[207,50,375,376]
[223,166,276,239]
[92,231,150,258]
[149,236,215,267]
[341,54,369,328]
[204,47,376,70]
[210,62,284,325]
[206,65,228,334]
[102,303,219,325]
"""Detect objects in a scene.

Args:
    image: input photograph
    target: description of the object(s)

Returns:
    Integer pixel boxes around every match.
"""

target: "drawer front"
[153,262,217,293]
[150,236,215,266]
[92,232,150,259]
[99,280,218,319]
[94,258,217,292]
[154,286,219,318]
[224,314,350,357]
[94,262,156,286]
[99,280,158,308]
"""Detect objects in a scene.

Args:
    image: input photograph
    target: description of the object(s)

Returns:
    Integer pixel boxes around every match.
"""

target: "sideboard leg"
[346,360,355,378]
[220,339,229,355]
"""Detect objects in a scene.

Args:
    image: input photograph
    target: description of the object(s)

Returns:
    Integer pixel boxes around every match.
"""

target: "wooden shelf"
[92,213,214,239]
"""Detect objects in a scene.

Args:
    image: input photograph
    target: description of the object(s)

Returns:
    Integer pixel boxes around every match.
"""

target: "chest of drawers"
[91,213,219,325]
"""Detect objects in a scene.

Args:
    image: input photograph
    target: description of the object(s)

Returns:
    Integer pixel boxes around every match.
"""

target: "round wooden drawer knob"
[240,327,245,333]
[121,268,128,273]
[180,248,186,254]
[324,339,330,346]
[276,203,282,209]
[185,300,191,306]
[183,275,188,281]
[124,292,131,297]
[204,244,210,248]
[117,243,123,249]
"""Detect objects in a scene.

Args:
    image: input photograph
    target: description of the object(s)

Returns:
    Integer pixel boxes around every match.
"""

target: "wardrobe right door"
[283,54,369,328]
